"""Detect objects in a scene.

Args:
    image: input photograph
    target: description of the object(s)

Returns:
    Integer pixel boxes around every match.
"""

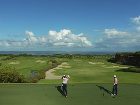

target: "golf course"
[1,0,140,104]
[0,54,140,105]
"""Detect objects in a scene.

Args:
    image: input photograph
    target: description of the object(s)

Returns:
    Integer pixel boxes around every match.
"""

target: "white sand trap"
[59,65,71,68]
[36,60,46,63]
[103,65,129,69]
[62,65,71,68]
[9,61,20,65]
[53,62,71,70]
[112,66,129,68]
[45,62,70,79]
[59,62,71,68]
[88,62,96,64]
[112,66,120,68]
[54,67,63,70]
[88,62,104,65]
[45,68,61,79]
[61,62,69,65]
[103,65,120,68]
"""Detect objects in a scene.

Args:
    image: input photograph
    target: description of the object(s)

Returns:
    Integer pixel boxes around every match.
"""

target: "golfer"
[112,75,118,96]
[61,75,70,97]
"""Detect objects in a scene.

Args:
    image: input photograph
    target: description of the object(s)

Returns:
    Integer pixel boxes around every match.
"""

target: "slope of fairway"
[0,56,50,76]
[41,58,140,84]
[1,55,140,84]
[0,84,140,105]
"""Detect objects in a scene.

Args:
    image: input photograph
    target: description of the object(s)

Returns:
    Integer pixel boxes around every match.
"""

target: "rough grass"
[0,56,50,77]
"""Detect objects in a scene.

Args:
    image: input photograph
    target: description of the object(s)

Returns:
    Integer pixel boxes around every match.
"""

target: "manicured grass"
[0,84,140,105]
[41,58,140,84]
[0,55,140,83]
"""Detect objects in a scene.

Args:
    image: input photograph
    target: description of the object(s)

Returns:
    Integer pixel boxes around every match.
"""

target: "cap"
[114,75,117,78]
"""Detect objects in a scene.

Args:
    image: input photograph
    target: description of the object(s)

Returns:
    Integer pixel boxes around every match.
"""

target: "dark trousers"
[62,83,67,96]
[112,84,118,95]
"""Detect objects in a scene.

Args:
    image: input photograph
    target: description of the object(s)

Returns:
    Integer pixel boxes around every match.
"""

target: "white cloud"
[0,41,10,47]
[136,26,140,32]
[47,29,92,47]
[0,29,92,48]
[94,18,140,51]
[131,16,140,32]
[25,31,38,44]
[104,28,128,38]
[131,16,140,25]
[0,40,28,47]
[95,28,140,50]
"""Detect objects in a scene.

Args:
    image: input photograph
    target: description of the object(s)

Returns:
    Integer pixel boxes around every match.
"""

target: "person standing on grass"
[61,75,70,98]
[112,75,118,96]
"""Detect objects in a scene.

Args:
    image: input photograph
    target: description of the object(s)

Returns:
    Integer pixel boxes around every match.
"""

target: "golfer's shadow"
[96,85,112,96]
[55,86,65,96]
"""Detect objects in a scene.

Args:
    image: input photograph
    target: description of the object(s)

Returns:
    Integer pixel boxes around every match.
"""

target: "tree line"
[108,51,140,73]
[108,51,140,67]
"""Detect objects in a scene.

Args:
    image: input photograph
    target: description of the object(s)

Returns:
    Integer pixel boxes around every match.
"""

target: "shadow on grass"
[96,85,112,96]
[116,67,140,73]
[55,85,65,96]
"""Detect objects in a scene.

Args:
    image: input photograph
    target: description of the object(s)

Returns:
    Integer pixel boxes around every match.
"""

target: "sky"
[0,0,140,52]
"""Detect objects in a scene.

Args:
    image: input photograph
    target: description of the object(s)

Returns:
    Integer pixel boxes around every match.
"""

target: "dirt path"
[45,62,70,79]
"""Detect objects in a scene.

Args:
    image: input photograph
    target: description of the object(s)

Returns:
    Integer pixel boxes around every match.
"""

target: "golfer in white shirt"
[61,75,70,97]
[112,75,118,96]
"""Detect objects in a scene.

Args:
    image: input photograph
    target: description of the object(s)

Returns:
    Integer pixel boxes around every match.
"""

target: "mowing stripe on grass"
[0,84,140,105]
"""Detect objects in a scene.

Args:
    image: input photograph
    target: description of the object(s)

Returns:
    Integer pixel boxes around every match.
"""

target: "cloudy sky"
[0,0,140,52]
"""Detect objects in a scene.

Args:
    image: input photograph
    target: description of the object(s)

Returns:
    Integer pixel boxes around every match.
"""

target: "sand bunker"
[88,62,104,65]
[36,60,46,63]
[88,62,96,64]
[9,61,20,65]
[56,62,71,69]
[45,62,71,79]
[102,65,129,69]
[45,68,62,79]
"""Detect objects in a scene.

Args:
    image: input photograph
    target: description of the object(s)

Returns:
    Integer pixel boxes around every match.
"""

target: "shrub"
[0,70,26,83]
[0,66,27,83]
[28,70,45,83]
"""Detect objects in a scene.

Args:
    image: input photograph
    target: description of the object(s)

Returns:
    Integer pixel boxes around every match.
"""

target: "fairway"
[0,84,140,105]
[1,55,140,83]
[39,57,140,84]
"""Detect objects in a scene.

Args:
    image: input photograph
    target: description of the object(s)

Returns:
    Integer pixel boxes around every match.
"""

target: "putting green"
[0,84,139,105]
